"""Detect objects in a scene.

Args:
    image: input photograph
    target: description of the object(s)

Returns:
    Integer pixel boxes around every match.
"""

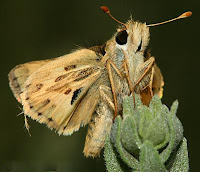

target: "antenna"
[100,6,126,28]
[147,11,192,27]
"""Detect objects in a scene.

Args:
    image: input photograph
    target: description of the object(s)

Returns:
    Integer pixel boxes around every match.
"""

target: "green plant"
[104,95,189,172]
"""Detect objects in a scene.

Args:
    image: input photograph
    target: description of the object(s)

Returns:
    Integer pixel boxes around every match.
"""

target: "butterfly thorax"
[99,20,153,113]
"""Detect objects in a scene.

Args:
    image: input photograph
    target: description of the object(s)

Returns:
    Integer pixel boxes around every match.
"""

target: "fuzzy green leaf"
[169,138,189,172]
[104,95,189,172]
[104,136,124,172]
[111,116,139,170]
[139,141,167,172]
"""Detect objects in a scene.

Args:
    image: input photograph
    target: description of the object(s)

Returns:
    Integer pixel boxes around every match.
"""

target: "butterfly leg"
[17,106,31,136]
[109,61,124,78]
[134,57,155,105]
[99,85,115,110]
[123,55,135,104]
[106,60,119,119]
[140,68,154,106]
[24,114,31,136]
[133,57,155,91]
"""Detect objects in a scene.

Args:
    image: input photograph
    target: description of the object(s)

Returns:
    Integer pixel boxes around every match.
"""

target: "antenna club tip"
[185,11,192,17]
[100,6,110,13]
[180,11,192,18]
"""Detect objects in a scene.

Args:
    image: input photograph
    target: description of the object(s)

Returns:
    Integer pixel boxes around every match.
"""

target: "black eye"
[116,30,128,45]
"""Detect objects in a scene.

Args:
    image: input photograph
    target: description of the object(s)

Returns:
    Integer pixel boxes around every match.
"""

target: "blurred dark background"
[0,0,199,171]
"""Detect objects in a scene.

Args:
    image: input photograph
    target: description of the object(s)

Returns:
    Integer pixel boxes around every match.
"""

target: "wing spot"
[64,65,76,71]
[38,112,42,116]
[30,105,33,109]
[41,99,51,108]
[64,88,72,95]
[71,88,82,105]
[74,75,89,82]
[13,82,20,88]
[55,75,67,82]
[36,83,43,90]
[26,97,29,100]
[88,124,93,132]
[26,84,31,88]
[44,99,50,104]
[86,133,91,139]
[48,117,53,122]
[13,76,17,81]
[74,68,94,82]
[52,104,56,108]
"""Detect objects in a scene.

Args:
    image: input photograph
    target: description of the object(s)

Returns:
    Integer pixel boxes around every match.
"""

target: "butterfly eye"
[116,30,128,45]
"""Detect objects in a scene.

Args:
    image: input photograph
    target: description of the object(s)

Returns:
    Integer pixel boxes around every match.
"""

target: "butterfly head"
[115,21,149,55]
[101,6,150,57]
[100,6,192,57]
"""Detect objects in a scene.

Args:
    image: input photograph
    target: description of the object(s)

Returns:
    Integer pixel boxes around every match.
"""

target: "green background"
[0,0,199,171]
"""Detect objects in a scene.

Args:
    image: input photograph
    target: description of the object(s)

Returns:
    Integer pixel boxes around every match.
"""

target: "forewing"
[8,59,52,103]
[20,49,102,134]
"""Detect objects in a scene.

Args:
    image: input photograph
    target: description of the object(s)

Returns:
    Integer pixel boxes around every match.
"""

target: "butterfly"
[8,6,191,157]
